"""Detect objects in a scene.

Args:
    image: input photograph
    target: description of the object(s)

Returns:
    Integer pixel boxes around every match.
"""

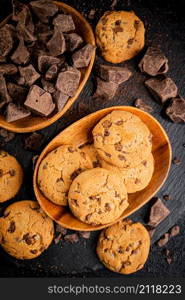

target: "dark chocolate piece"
[37,30,53,45]
[38,54,60,73]
[19,65,40,86]
[157,233,169,247]
[166,97,185,123]
[72,44,95,68]
[24,85,55,116]
[93,77,118,100]
[12,0,28,22]
[56,66,81,97]
[47,27,66,56]
[11,38,30,65]
[163,194,171,201]
[24,132,44,151]
[32,155,39,170]
[145,77,178,103]
[0,64,18,75]
[7,82,28,104]
[5,102,30,122]
[148,197,170,227]
[0,24,14,57]
[45,64,58,81]
[64,234,79,243]
[78,231,91,239]
[99,64,132,84]
[53,90,69,112]
[0,75,11,108]
[169,225,180,237]
[55,224,67,236]
[0,128,15,142]
[134,98,153,113]
[41,79,55,93]
[53,14,75,32]
[30,0,58,24]
[172,157,181,165]
[139,47,169,76]
[64,33,83,52]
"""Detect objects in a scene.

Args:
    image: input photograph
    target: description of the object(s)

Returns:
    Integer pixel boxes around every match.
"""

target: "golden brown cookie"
[97,219,150,274]
[80,144,101,168]
[93,111,152,168]
[96,11,145,63]
[0,150,23,203]
[68,168,128,225]
[0,200,54,260]
[38,145,92,206]
[101,153,154,193]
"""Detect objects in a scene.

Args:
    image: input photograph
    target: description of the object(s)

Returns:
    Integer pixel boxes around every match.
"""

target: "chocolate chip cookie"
[68,168,128,226]
[81,144,101,168]
[97,219,150,274]
[0,200,54,259]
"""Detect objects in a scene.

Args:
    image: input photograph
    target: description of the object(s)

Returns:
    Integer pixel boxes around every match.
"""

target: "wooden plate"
[33,106,172,231]
[0,1,96,133]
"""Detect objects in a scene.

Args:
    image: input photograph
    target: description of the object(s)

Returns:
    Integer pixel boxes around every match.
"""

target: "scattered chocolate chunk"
[139,47,169,76]
[7,82,28,104]
[24,85,55,116]
[64,234,79,243]
[145,77,178,103]
[99,64,132,84]
[0,64,18,75]
[47,27,66,57]
[19,65,40,86]
[0,128,15,142]
[38,54,60,73]
[24,132,44,151]
[172,157,181,165]
[55,224,67,236]
[78,231,91,239]
[166,97,185,123]
[72,44,95,68]
[41,79,55,93]
[93,77,118,100]
[157,233,169,247]
[169,225,180,237]
[54,233,62,244]
[7,221,16,233]
[45,64,58,81]
[163,194,171,201]
[0,24,14,57]
[64,33,83,52]
[5,102,30,122]
[134,98,153,113]
[53,90,69,112]
[148,197,170,227]
[11,38,30,65]
[56,66,81,97]
[30,0,58,24]
[53,14,75,32]
[0,76,12,108]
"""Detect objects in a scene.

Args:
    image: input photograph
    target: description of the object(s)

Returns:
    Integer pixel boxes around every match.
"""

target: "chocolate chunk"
[45,64,58,81]
[12,0,29,22]
[64,33,83,52]
[47,27,66,56]
[148,197,170,227]
[64,234,79,243]
[99,64,132,84]
[24,85,55,116]
[19,65,40,86]
[169,225,180,237]
[78,231,91,239]
[166,97,185,123]
[37,30,53,44]
[56,66,81,97]
[72,44,95,68]
[134,98,153,113]
[157,233,169,247]
[0,64,18,75]
[0,24,14,57]
[0,76,12,108]
[11,38,30,65]
[172,157,181,165]
[55,224,67,235]
[93,77,118,100]
[41,79,55,93]
[24,132,44,151]
[53,14,75,32]
[7,82,28,104]
[30,0,58,24]
[53,90,69,112]
[145,77,178,103]
[38,54,60,73]
[7,221,16,233]
[139,47,169,76]
[9,169,16,176]
[163,194,171,201]
[5,103,30,122]
[0,128,15,142]
[0,56,6,63]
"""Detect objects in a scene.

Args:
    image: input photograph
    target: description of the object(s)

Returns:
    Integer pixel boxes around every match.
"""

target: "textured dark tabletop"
[0,0,185,277]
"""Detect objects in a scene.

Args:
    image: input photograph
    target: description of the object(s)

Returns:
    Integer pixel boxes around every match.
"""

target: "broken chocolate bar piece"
[37,30,53,45]
[53,14,75,32]
[99,64,132,84]
[38,54,60,73]
[7,82,28,104]
[47,26,66,57]
[41,79,55,93]
[0,76,11,108]
[5,102,30,122]
[11,38,30,65]
[72,44,95,68]
[45,64,58,81]
[93,77,119,100]
[53,90,69,112]
[0,24,14,57]
[64,33,83,52]
[157,233,169,247]
[0,64,18,75]
[30,0,58,24]
[56,66,81,97]
[19,65,40,86]
[134,98,153,113]
[148,197,170,227]
[139,47,169,76]
[24,85,55,116]
[145,77,178,103]
[166,97,185,123]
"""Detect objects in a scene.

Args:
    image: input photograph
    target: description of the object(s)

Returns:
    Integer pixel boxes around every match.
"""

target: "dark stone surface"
[0,0,185,277]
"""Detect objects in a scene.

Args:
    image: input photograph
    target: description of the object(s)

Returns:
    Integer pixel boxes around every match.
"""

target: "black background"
[0,0,185,277]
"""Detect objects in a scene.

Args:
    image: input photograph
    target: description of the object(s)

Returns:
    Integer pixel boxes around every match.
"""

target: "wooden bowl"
[0,1,96,133]
[33,106,172,231]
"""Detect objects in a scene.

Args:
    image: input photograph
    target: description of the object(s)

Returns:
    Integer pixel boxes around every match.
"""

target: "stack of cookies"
[38,110,154,226]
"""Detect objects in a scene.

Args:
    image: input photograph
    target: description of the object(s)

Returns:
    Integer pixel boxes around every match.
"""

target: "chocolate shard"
[93,77,119,100]
[0,24,14,57]
[5,102,30,122]
[166,97,185,123]
[139,47,169,76]
[99,64,132,84]
[157,233,169,247]
[0,75,12,108]
[19,64,40,86]
[38,54,60,73]
[30,0,58,24]
[145,77,178,103]
[56,66,81,97]
[169,225,180,237]
[53,14,75,32]
[24,85,55,116]
[148,197,170,227]
[47,27,66,56]
[72,44,95,68]
[41,78,55,93]
[64,33,83,52]
[0,64,18,75]
[53,90,69,112]
[45,64,58,81]
[7,82,28,104]
[134,98,153,113]
[11,38,30,65]
[24,132,44,151]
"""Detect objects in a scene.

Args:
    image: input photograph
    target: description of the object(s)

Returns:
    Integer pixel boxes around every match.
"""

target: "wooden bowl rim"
[33,106,172,231]
[0,1,96,133]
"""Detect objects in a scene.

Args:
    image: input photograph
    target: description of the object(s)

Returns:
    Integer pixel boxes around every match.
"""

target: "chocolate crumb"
[7,221,16,233]
[172,157,181,165]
